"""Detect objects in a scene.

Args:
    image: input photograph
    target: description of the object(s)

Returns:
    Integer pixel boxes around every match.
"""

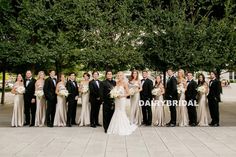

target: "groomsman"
[102,70,116,133]
[208,71,221,127]
[43,70,57,127]
[165,68,178,127]
[89,71,103,128]
[185,72,198,126]
[140,70,153,126]
[24,70,36,126]
[66,72,79,127]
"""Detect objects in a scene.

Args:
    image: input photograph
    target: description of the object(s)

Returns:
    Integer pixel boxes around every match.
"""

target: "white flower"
[129,87,139,96]
[197,86,206,94]
[110,86,122,98]
[59,89,69,97]
[177,84,185,94]
[35,90,44,98]
[16,86,25,94]
[152,88,161,96]
[81,85,89,94]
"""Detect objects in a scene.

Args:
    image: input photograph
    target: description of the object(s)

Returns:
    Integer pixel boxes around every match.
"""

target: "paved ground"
[0,84,236,157]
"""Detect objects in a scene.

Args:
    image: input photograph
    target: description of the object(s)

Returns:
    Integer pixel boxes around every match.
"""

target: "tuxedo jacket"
[140,78,153,100]
[43,77,57,101]
[24,78,36,100]
[89,79,103,102]
[103,79,116,103]
[208,79,221,102]
[66,80,79,102]
[165,76,178,100]
[185,80,198,101]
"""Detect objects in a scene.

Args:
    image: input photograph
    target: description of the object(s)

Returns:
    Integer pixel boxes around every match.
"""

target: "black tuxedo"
[208,79,221,125]
[102,79,116,132]
[66,80,79,125]
[165,76,178,125]
[43,77,57,126]
[89,79,103,126]
[185,79,198,125]
[140,78,153,125]
[24,78,36,125]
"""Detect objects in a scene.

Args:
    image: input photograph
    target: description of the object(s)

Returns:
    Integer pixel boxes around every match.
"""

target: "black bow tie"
[187,81,190,83]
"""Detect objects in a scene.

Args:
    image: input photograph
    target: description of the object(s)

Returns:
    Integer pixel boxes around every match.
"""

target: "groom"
[140,70,153,126]
[102,70,116,133]
[89,71,103,128]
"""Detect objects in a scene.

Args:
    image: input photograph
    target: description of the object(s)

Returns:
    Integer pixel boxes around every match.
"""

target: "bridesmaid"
[54,74,67,127]
[177,69,189,127]
[11,74,25,127]
[197,74,209,126]
[152,75,165,126]
[35,71,46,127]
[77,72,91,126]
[129,70,142,126]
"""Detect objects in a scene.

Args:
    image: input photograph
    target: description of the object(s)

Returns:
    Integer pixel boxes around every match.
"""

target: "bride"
[107,71,137,136]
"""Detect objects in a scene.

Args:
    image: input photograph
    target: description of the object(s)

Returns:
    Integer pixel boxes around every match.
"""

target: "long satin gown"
[198,85,209,126]
[152,87,165,126]
[54,84,67,127]
[11,84,25,127]
[35,84,46,127]
[107,86,137,136]
[177,83,189,127]
[129,82,142,126]
[78,84,91,126]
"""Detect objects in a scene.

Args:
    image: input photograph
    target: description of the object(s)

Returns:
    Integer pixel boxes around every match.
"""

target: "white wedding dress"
[107,86,137,136]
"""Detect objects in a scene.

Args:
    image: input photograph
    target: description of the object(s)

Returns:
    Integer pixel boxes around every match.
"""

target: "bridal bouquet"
[197,86,206,94]
[81,85,89,94]
[59,89,69,97]
[177,84,185,94]
[35,90,44,98]
[152,88,161,96]
[110,87,122,98]
[129,87,139,96]
[16,86,25,94]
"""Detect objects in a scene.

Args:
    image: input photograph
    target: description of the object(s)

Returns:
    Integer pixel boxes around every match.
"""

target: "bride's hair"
[178,69,185,83]
[37,71,45,80]
[116,71,124,81]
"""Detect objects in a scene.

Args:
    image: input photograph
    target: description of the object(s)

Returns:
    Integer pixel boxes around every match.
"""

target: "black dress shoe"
[66,124,72,127]
[24,123,30,126]
[190,123,197,127]
[96,124,102,127]
[90,124,96,128]
[104,130,107,133]
[166,123,176,127]
[29,124,35,127]
[47,124,53,127]
[212,123,220,127]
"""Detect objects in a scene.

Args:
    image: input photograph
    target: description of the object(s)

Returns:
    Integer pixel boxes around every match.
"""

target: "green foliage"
[0,0,235,74]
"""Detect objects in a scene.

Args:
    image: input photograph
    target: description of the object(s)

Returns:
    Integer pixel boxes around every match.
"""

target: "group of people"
[11,68,221,136]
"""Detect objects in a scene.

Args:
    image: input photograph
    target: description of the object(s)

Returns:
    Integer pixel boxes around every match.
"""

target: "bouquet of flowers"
[35,90,44,98]
[59,89,69,97]
[129,87,139,96]
[177,84,185,94]
[197,86,206,94]
[152,88,161,96]
[81,85,89,94]
[16,86,25,94]
[110,87,122,98]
